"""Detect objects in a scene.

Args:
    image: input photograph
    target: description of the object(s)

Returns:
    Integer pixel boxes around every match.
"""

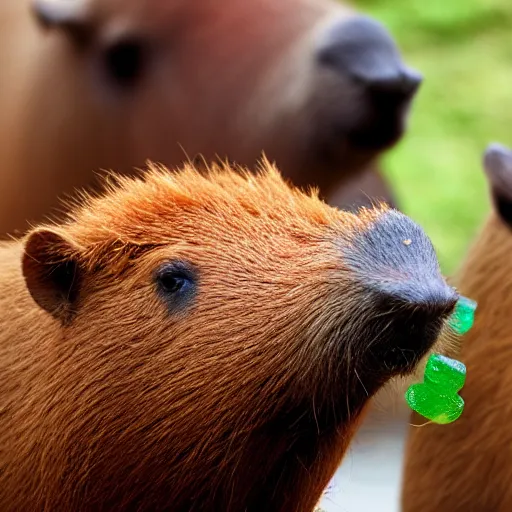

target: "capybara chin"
[0,160,455,512]
[401,143,512,512]
[0,0,420,234]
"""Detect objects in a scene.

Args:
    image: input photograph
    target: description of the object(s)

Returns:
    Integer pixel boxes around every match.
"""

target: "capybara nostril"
[344,209,457,372]
[376,277,458,319]
[366,68,422,99]
[316,15,422,99]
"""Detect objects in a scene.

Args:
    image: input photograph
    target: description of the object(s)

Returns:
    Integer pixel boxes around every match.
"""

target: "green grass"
[356,0,512,274]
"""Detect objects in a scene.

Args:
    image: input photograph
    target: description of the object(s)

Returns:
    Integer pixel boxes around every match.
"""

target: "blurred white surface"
[318,386,410,512]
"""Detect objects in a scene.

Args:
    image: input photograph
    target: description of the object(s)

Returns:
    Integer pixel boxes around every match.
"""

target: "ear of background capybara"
[401,143,512,512]
[0,0,419,235]
[0,160,458,512]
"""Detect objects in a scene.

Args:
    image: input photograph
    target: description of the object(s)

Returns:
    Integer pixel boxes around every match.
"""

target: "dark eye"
[103,38,146,88]
[159,273,186,294]
[155,262,196,310]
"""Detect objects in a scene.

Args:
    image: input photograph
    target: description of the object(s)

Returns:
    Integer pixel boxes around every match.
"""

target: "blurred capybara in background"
[0,0,421,235]
[0,159,456,511]
[401,143,512,512]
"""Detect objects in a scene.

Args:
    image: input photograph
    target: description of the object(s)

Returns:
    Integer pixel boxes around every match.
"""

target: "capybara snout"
[316,14,421,151]
[343,209,458,376]
[1,161,450,512]
[316,15,421,92]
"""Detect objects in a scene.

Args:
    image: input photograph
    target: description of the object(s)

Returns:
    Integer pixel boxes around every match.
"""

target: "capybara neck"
[0,161,454,511]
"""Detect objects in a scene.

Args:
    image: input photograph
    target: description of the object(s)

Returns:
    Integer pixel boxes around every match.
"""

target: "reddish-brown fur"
[401,148,512,512]
[0,160,448,512]
[0,0,414,235]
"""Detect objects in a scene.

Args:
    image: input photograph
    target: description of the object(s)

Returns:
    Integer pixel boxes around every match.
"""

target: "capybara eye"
[159,273,186,294]
[103,38,146,88]
[155,262,196,307]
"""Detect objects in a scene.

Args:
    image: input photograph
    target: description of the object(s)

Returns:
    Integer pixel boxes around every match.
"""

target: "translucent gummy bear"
[448,296,477,335]
[405,354,466,425]
[405,295,476,424]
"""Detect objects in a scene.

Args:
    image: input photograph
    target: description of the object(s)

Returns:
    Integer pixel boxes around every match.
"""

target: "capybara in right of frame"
[401,143,512,512]
[0,159,456,512]
[0,0,420,234]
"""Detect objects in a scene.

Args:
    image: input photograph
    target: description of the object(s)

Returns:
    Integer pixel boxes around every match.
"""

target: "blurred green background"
[357,0,512,274]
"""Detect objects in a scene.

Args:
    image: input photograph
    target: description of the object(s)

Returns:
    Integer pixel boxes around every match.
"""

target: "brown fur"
[0,0,412,235]
[329,162,398,211]
[401,158,512,511]
[0,160,448,511]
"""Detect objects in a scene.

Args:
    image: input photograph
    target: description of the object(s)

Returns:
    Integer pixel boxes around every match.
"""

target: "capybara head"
[401,143,512,512]
[2,161,455,512]
[30,0,420,190]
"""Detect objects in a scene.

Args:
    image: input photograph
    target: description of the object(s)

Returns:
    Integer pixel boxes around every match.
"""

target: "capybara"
[401,143,512,512]
[0,0,421,235]
[0,159,456,511]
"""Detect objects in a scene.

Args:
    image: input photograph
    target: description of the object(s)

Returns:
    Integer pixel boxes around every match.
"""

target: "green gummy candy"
[405,354,466,425]
[424,354,466,391]
[449,296,477,335]
[405,295,476,424]
[405,383,464,424]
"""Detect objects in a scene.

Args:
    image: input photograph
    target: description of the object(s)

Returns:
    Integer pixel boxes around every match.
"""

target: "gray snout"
[316,15,422,99]
[344,210,458,372]
[352,210,458,316]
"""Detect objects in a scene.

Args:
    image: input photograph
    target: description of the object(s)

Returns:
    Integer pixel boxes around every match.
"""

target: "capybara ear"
[22,228,82,324]
[31,0,92,44]
[483,142,512,226]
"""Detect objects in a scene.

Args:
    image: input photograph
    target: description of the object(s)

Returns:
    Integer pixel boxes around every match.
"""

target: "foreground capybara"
[401,143,512,512]
[0,159,456,511]
[0,0,421,235]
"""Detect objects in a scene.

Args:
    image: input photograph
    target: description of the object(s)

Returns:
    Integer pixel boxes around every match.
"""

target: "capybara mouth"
[312,98,410,175]
[370,294,458,377]
[348,116,404,151]
[347,96,410,151]
[315,14,420,156]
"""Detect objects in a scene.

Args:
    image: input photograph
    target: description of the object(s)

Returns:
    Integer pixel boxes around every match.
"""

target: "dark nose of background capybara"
[316,16,422,152]
[317,16,422,98]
